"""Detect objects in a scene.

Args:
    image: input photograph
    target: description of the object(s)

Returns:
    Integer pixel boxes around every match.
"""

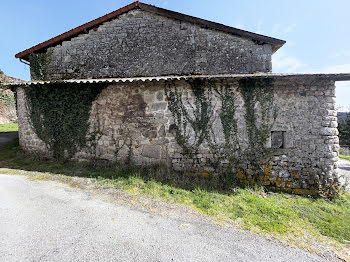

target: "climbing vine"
[239,78,276,165]
[165,78,276,171]
[24,83,107,160]
[29,50,53,81]
[214,80,239,162]
[165,79,216,159]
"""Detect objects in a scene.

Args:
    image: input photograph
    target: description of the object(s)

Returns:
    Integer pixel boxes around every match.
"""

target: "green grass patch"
[0,123,18,132]
[0,139,350,247]
[339,154,350,161]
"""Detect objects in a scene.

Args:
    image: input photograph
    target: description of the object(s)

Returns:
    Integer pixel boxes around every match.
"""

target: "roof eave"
[8,73,350,87]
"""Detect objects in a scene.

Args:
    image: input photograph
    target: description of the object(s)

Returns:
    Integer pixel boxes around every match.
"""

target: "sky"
[1,0,349,110]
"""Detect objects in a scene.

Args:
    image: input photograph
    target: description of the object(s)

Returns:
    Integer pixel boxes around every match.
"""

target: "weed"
[339,154,350,161]
[0,139,349,249]
[0,123,18,132]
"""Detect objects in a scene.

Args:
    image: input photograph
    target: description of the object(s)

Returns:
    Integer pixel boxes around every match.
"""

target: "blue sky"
[1,0,349,110]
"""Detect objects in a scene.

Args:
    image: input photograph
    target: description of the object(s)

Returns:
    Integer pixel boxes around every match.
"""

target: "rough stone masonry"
[36,9,273,80]
[16,74,345,195]
[13,2,350,194]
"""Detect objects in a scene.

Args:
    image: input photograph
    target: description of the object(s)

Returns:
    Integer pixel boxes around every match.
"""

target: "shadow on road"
[339,166,350,171]
[0,132,18,147]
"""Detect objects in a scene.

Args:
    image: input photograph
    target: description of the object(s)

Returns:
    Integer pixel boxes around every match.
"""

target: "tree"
[0,68,3,74]
[339,114,350,147]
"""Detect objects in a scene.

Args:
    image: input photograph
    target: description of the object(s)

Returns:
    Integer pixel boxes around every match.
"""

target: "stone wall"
[32,9,272,80]
[17,76,339,194]
[17,88,48,153]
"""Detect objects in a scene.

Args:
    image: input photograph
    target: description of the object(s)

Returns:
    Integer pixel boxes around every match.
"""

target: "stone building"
[13,1,350,194]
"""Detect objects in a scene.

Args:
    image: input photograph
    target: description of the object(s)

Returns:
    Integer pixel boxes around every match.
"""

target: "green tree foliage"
[339,114,350,146]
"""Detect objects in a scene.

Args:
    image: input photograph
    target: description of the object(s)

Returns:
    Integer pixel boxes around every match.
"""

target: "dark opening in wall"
[271,131,285,149]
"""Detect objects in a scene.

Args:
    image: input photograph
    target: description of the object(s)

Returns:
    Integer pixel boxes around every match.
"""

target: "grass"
[0,123,18,132]
[0,139,349,254]
[340,154,350,161]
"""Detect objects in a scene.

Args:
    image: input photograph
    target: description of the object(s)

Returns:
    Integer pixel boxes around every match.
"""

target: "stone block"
[142,145,161,159]
[150,102,167,111]
[319,127,337,136]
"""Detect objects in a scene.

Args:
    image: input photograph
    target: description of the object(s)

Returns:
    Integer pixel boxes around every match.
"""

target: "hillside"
[0,73,25,124]
[338,111,350,121]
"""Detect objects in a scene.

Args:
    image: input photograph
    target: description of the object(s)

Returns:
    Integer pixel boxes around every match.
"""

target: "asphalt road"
[0,175,337,262]
[338,159,350,191]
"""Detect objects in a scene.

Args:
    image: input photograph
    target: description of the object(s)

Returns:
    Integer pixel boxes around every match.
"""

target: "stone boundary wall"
[35,9,272,80]
[17,77,339,194]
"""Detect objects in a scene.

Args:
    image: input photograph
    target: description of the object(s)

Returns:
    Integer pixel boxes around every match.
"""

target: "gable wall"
[34,9,272,80]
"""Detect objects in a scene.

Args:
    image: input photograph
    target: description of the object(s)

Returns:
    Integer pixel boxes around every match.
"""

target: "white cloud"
[272,24,280,35]
[323,64,350,110]
[272,51,307,73]
[323,63,350,73]
[335,81,350,111]
[255,20,264,34]
[272,23,296,37]
[307,64,350,110]
[328,50,350,59]
[234,22,245,29]
[273,52,350,109]
[283,24,296,34]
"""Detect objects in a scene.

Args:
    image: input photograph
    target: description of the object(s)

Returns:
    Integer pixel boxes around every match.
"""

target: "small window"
[271,131,285,149]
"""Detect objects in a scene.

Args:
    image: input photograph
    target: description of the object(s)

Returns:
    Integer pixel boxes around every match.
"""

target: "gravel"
[0,174,339,262]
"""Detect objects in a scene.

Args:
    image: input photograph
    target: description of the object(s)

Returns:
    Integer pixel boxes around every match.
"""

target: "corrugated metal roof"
[15,1,285,61]
[8,73,350,87]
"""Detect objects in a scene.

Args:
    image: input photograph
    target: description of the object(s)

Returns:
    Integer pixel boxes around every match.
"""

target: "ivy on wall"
[165,78,276,170]
[239,78,276,165]
[215,80,239,162]
[165,79,215,157]
[29,50,53,81]
[24,83,107,159]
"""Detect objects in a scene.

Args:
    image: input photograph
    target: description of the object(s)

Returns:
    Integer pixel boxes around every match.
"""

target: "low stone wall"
[17,76,339,194]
